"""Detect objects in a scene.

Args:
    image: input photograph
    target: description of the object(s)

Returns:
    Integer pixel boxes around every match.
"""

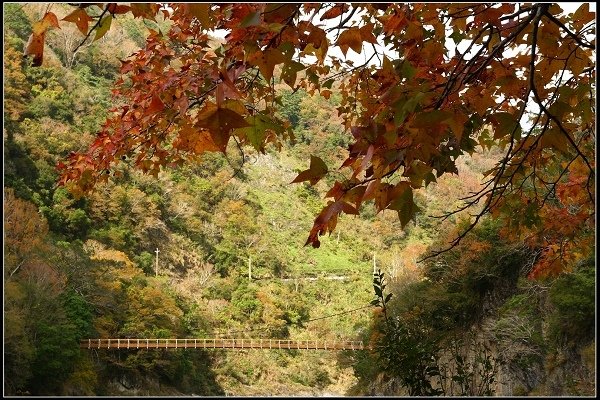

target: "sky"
[208,3,596,66]
[208,3,595,128]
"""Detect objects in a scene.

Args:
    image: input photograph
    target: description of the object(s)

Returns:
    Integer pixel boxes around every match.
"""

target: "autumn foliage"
[23,3,594,277]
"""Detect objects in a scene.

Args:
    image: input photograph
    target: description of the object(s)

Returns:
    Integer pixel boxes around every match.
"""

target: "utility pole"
[155,248,160,277]
[373,252,376,276]
[248,255,252,282]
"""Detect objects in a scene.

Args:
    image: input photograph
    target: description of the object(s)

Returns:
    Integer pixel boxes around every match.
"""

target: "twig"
[72,5,109,54]
[542,11,595,49]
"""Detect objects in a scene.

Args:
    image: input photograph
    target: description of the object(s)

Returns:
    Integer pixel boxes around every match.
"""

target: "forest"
[3,3,595,396]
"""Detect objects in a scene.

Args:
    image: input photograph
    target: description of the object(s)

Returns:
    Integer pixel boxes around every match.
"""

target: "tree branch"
[72,5,109,54]
[542,10,595,49]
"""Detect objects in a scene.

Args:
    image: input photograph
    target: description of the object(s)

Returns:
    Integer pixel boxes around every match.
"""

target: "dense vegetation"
[4,3,595,396]
[353,220,594,396]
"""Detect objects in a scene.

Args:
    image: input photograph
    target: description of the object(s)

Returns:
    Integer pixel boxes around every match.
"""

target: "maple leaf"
[281,61,306,88]
[62,8,93,35]
[240,11,261,27]
[388,186,420,229]
[174,123,221,154]
[94,14,113,42]
[184,4,211,27]
[234,114,283,153]
[196,104,250,152]
[49,2,594,275]
[247,48,287,82]
[24,12,60,67]
[540,127,570,155]
[412,110,453,129]
[107,4,131,15]
[321,4,348,20]
[291,156,329,185]
[306,200,358,248]
[130,3,161,20]
[147,95,165,114]
[337,27,363,56]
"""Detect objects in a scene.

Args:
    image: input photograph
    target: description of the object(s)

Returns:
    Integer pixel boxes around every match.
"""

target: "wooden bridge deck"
[80,338,370,351]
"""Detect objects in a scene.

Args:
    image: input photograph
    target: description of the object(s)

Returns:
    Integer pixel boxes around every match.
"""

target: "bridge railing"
[80,338,369,351]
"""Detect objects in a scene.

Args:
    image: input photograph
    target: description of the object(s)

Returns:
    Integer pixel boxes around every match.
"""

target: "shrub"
[548,258,595,344]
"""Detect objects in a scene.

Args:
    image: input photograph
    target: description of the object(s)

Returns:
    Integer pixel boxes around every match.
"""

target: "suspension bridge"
[81,303,376,352]
[80,338,370,351]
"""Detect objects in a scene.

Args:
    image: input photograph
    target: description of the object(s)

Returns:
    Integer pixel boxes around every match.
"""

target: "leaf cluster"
[38,3,594,273]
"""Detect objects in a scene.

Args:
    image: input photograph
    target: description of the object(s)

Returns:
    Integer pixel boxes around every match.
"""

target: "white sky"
[209,3,595,67]
[208,3,595,129]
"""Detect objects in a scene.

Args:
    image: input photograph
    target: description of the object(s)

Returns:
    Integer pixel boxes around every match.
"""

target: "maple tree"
[25,3,594,277]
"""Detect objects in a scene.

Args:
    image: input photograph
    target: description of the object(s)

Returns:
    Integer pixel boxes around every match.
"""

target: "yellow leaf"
[24,12,60,66]
[32,12,60,35]
[94,14,112,42]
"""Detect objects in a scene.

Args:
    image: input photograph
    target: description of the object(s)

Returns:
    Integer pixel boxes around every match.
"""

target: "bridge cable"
[213,303,373,337]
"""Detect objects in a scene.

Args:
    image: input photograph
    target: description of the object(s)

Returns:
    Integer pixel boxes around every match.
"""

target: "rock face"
[360,279,595,397]
[362,336,595,397]
[103,374,185,396]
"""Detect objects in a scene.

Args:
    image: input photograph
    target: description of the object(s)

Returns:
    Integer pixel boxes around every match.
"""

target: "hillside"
[3,3,595,397]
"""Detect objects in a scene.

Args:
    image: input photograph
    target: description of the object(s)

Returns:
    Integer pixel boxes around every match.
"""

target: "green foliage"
[2,10,227,395]
[7,270,89,395]
[180,302,214,337]
[61,355,99,396]
[134,251,155,275]
[5,6,595,395]
[3,140,39,201]
[231,283,263,323]
[547,258,595,344]
[424,219,527,311]
[120,17,148,47]
[277,89,304,129]
[26,90,75,122]
[169,352,224,395]
[61,290,95,337]
[120,280,183,337]
[90,225,136,251]
[29,321,82,394]
[76,42,121,80]
[3,3,32,43]
[361,219,538,395]
[41,188,92,239]
[205,277,236,301]
[370,269,393,319]
[4,283,36,394]
[377,317,444,396]
[4,39,31,125]
[290,364,331,388]
[24,66,75,122]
